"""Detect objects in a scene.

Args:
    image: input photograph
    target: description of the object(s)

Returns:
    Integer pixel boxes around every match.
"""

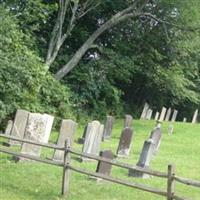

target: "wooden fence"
[0,133,200,200]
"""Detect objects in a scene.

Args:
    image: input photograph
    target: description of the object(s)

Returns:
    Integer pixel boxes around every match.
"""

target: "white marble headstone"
[20,113,54,157]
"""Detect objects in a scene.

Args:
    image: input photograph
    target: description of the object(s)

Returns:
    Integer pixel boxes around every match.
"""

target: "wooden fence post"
[167,164,175,200]
[62,138,71,196]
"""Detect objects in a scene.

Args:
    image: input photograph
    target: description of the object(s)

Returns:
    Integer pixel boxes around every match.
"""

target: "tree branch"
[54,1,148,80]
[140,12,200,32]
[45,0,100,67]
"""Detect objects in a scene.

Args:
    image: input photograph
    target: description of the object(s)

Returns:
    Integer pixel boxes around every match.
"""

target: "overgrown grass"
[0,119,200,200]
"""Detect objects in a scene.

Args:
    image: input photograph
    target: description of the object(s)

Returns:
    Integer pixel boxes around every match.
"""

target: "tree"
[1,0,200,120]
[44,0,150,79]
[0,5,73,124]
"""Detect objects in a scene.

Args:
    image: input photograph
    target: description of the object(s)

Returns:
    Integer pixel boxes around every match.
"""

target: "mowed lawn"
[0,119,200,200]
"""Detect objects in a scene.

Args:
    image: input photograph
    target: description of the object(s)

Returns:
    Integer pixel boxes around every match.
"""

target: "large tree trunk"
[54,8,141,80]
[45,0,101,68]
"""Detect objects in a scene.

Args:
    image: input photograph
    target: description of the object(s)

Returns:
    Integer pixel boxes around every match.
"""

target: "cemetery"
[0,108,200,200]
[1,1,200,200]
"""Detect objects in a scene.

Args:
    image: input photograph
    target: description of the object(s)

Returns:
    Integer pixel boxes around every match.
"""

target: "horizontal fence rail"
[174,176,200,188]
[0,134,199,200]
[68,149,168,178]
[173,194,193,200]
[0,133,64,150]
[0,147,63,167]
[67,164,167,197]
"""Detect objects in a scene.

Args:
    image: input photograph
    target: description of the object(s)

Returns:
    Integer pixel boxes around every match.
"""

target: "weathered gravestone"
[96,150,114,176]
[5,120,13,135]
[156,121,162,128]
[20,113,54,158]
[78,124,89,144]
[165,108,172,121]
[146,109,153,120]
[192,109,198,124]
[90,150,114,182]
[168,123,174,135]
[102,115,114,140]
[53,119,77,161]
[43,114,54,143]
[9,109,29,145]
[82,121,103,161]
[171,109,178,122]
[116,127,133,157]
[129,139,154,178]
[92,124,104,157]
[183,118,187,123]
[154,112,160,121]
[140,103,149,119]
[149,127,162,155]
[159,107,167,122]
[124,115,133,128]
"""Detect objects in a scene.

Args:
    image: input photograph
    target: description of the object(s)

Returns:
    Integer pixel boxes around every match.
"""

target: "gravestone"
[91,124,104,157]
[165,108,172,121]
[168,124,174,135]
[183,118,187,123]
[149,127,162,155]
[146,109,153,120]
[78,124,89,144]
[158,107,167,122]
[53,119,77,161]
[9,109,29,145]
[192,109,198,124]
[154,112,160,121]
[5,120,13,135]
[124,115,133,128]
[102,116,114,140]
[129,139,154,178]
[96,150,114,175]
[156,121,162,128]
[82,121,102,161]
[20,113,54,158]
[116,127,133,157]
[140,103,149,119]
[171,110,178,122]
[43,114,54,143]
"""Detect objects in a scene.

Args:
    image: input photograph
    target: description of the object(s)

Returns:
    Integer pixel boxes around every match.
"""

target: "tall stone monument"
[129,139,154,178]
[4,120,13,135]
[9,109,29,145]
[149,127,162,155]
[154,112,160,121]
[171,109,178,122]
[102,115,114,140]
[124,114,133,128]
[116,127,133,157]
[140,103,149,119]
[146,109,153,120]
[158,107,167,122]
[53,119,77,161]
[165,108,172,121]
[82,121,103,161]
[192,109,198,124]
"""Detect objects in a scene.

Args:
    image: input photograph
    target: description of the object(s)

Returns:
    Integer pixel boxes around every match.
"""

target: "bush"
[0,6,73,126]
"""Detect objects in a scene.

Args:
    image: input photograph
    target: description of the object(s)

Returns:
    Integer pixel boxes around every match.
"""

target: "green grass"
[0,119,200,200]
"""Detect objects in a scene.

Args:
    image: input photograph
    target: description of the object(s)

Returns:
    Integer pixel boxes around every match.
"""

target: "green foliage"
[0,6,45,121]
[39,74,74,123]
[1,1,200,120]
[0,6,73,124]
